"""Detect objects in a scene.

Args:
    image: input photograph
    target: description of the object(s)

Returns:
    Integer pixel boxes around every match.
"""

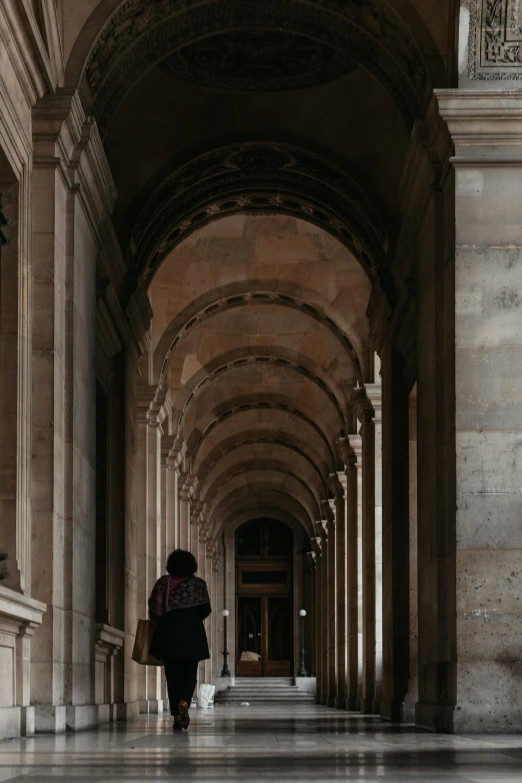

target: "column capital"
[348,433,363,463]
[314,520,328,541]
[352,386,374,424]
[328,472,345,498]
[321,499,335,524]
[310,536,323,556]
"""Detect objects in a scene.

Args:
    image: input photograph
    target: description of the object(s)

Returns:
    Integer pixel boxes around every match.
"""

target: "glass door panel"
[237,597,262,676]
[267,597,292,676]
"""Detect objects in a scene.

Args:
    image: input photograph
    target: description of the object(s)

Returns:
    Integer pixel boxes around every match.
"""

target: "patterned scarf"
[149,574,210,621]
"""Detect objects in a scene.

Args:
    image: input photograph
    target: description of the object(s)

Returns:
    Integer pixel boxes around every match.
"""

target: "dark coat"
[150,592,212,662]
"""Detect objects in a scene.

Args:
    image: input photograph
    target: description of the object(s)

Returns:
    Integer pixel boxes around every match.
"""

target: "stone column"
[0,163,30,594]
[123,346,140,720]
[403,385,418,722]
[311,535,323,701]
[323,501,337,707]
[172,466,180,549]
[332,474,347,709]
[352,388,376,714]
[341,436,360,710]
[380,345,410,722]
[30,92,116,733]
[436,91,522,732]
[145,413,163,713]
[179,476,191,551]
[367,383,382,712]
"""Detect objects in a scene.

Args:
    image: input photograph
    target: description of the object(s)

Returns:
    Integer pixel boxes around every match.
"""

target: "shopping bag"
[198,684,215,708]
[131,619,162,666]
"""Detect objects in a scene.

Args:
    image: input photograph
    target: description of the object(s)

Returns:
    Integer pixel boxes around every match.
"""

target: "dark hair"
[166,549,198,577]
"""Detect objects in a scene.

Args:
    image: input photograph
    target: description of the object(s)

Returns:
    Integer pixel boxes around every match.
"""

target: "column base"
[415,701,454,733]
[138,699,164,714]
[335,696,346,709]
[35,705,67,734]
[120,701,139,721]
[66,705,99,731]
[359,698,378,714]
[0,707,34,741]
[380,699,405,723]
[346,696,358,711]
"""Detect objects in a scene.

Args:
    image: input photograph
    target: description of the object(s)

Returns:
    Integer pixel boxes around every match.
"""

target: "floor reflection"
[0,705,521,782]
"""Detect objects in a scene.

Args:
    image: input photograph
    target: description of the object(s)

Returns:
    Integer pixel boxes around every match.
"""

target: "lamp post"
[298,608,307,677]
[220,609,231,677]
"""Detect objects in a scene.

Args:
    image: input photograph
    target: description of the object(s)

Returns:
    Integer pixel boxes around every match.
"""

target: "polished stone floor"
[1,705,522,782]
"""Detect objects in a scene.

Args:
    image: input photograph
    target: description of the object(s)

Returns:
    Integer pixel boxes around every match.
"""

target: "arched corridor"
[1,0,522,752]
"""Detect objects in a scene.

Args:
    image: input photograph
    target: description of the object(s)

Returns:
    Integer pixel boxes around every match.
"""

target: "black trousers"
[163,658,199,715]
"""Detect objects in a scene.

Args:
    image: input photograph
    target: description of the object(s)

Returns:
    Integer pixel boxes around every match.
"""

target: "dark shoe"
[178,700,190,730]
[173,716,182,732]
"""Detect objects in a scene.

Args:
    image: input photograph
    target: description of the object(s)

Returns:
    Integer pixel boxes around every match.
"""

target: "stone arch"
[196,442,323,514]
[210,487,315,539]
[131,141,389,285]
[199,459,324,510]
[185,398,337,469]
[195,434,330,497]
[205,472,320,524]
[154,287,366,386]
[175,352,347,434]
[222,509,310,549]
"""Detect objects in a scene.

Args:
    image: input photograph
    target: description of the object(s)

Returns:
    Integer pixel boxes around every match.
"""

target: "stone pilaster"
[310,534,323,702]
[436,90,522,732]
[340,435,361,710]
[30,91,116,733]
[352,387,377,714]
[322,499,337,707]
[331,473,347,709]
[380,344,410,722]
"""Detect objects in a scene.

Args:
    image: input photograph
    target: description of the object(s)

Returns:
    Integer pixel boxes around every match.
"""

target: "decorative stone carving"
[160,28,355,90]
[130,141,388,286]
[469,0,522,79]
[80,0,428,134]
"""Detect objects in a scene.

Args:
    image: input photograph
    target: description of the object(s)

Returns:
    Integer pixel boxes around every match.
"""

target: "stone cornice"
[435,90,522,155]
[0,585,46,626]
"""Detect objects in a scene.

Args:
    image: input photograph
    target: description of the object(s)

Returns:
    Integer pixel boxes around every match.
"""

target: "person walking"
[148,549,212,732]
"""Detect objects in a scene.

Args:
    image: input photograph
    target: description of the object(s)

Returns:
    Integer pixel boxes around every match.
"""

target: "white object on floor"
[198,684,215,708]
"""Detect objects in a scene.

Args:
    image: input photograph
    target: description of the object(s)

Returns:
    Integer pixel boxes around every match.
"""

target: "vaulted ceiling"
[64,0,456,539]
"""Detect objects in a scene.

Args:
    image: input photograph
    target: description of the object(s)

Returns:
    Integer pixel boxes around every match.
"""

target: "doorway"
[235,520,293,677]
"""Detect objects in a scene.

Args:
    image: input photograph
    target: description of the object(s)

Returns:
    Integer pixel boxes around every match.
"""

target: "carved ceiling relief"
[159,29,356,90]
[80,0,429,133]
[469,0,522,77]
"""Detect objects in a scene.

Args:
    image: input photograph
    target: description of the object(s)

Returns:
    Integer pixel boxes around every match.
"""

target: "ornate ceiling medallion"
[159,28,355,90]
